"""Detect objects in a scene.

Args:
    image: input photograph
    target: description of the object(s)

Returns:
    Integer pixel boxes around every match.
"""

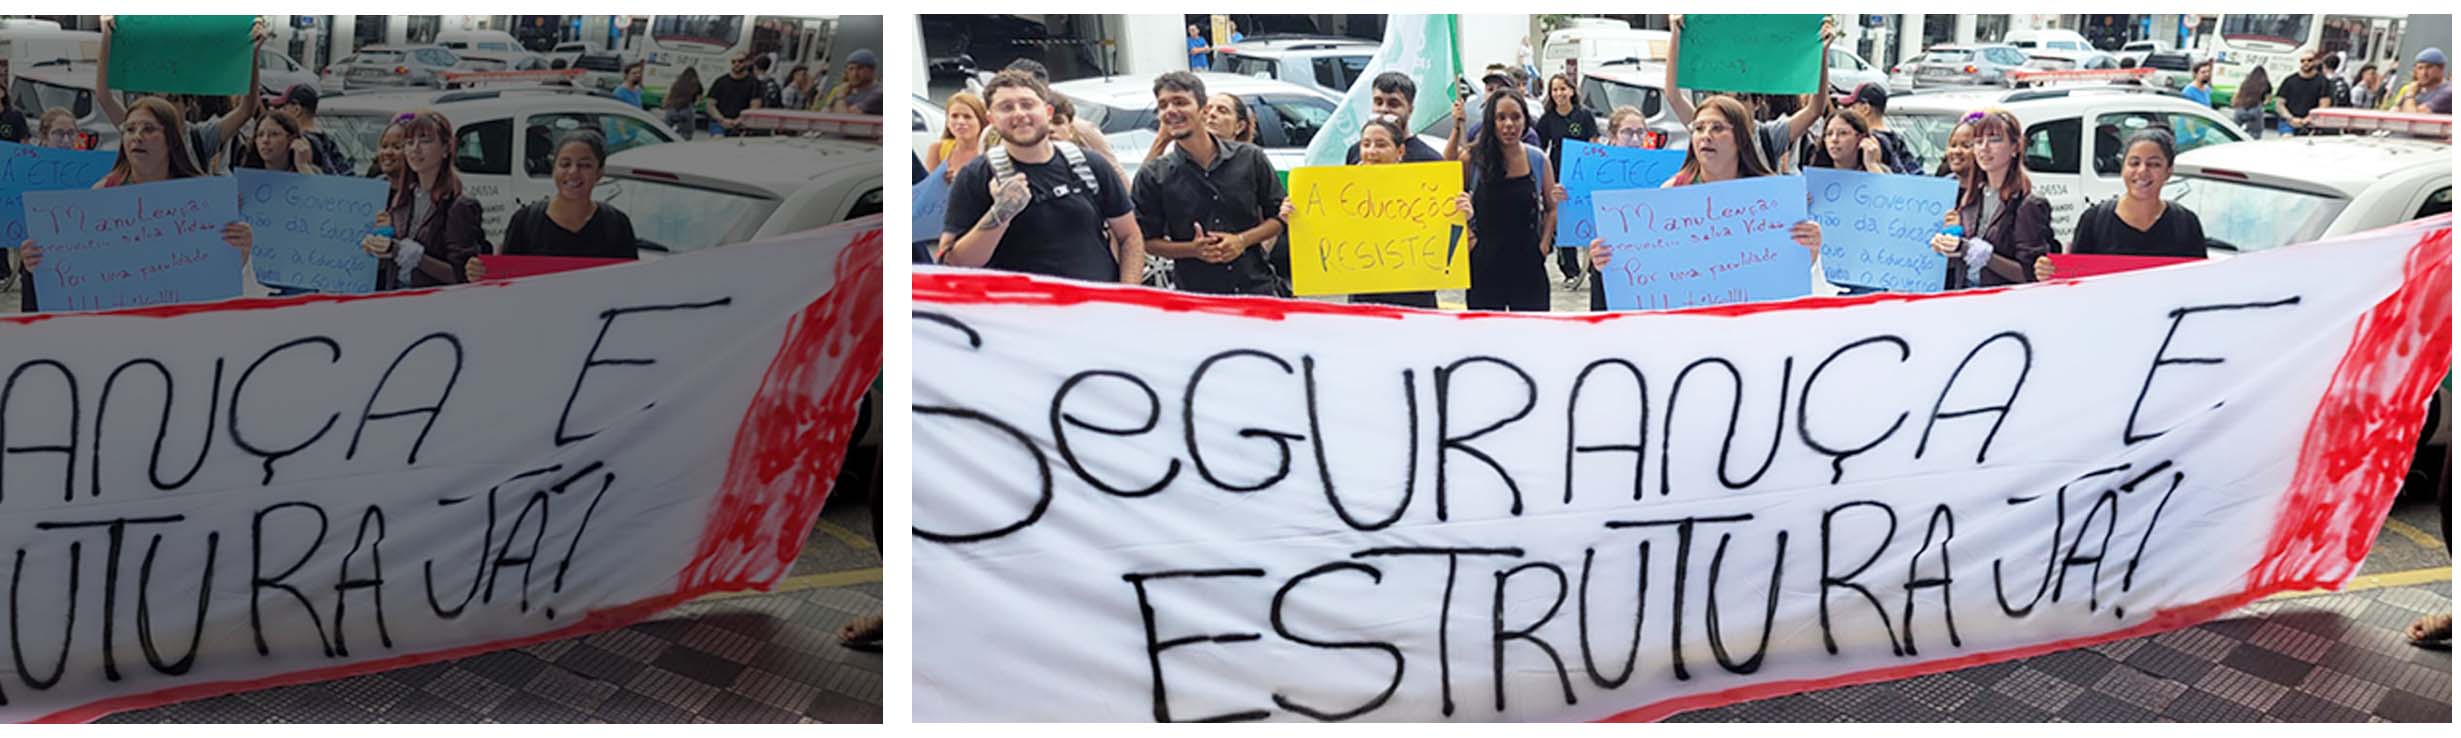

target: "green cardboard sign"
[108,15,256,96]
[1676,14,1826,95]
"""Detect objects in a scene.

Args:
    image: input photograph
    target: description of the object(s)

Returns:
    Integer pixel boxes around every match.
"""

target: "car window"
[2420,187,2452,220]
[481,42,513,52]
[849,187,883,220]
[1255,94,1335,150]
[2091,112,2167,176]
[913,109,928,132]
[418,49,457,67]
[1583,78,1664,120]
[2024,117,2080,174]
[1992,48,2029,66]
[523,113,598,176]
[1313,57,1357,91]
[2163,113,2241,154]
[596,114,672,155]
[458,118,513,175]
[1226,56,1277,81]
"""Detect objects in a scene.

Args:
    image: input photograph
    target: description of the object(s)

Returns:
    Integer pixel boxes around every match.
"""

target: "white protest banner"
[0,219,883,723]
[913,216,2449,722]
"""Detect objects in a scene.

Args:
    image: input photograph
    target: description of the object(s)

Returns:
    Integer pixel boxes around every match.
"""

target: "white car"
[1055,72,1357,179]
[2169,135,2451,258]
[1218,36,1378,97]
[598,135,885,259]
[254,46,318,97]
[2117,40,2173,68]
[1826,46,1887,96]
[912,92,945,162]
[1541,26,1671,77]
[547,41,604,69]
[1578,62,1690,150]
[2002,28,2094,54]
[451,49,553,75]
[317,85,680,236]
[434,29,524,54]
[1887,85,2250,235]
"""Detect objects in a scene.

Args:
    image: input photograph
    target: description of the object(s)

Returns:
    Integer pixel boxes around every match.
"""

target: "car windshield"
[2166,175,2348,253]
[1585,78,1663,120]
[1886,112,1962,172]
[16,77,95,119]
[1071,96,1154,135]
[600,177,779,255]
[319,113,393,172]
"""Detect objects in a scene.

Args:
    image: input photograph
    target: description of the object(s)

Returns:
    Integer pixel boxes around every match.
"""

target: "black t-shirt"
[1133,137,1285,295]
[707,72,764,119]
[2068,200,2207,259]
[1534,105,1598,166]
[943,147,1133,283]
[2277,72,2332,120]
[502,201,640,260]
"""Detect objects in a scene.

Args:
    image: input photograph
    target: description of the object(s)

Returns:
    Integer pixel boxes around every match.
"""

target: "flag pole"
[1446,14,1464,101]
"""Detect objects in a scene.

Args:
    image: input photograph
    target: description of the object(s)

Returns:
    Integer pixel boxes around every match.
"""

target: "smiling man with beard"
[1130,71,1287,296]
[940,70,1144,284]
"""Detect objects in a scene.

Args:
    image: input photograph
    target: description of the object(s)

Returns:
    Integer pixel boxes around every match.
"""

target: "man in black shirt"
[1132,71,1285,296]
[941,71,1143,284]
[1346,72,1445,164]
[705,53,766,136]
[2275,50,2334,136]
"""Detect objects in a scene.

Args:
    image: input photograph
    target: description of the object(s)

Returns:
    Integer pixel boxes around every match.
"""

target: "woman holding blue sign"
[361,110,486,290]
[1461,91,1557,312]
[465,130,639,282]
[16,97,254,313]
[1583,97,1825,282]
[1929,109,2053,289]
[2033,128,2206,281]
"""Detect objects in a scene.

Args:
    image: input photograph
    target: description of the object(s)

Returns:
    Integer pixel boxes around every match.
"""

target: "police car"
[2165,108,2451,497]
[2168,109,2452,257]
[1887,81,2250,235]
[317,85,680,236]
[598,110,885,260]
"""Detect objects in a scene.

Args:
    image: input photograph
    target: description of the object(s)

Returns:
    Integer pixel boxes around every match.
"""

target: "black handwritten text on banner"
[0,220,882,723]
[911,217,2449,722]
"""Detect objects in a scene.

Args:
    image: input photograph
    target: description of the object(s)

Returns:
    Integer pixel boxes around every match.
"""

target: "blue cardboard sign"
[237,169,388,293]
[1805,168,1956,293]
[23,177,245,312]
[1553,140,1686,246]
[914,163,950,244]
[1593,175,1813,311]
[0,141,120,246]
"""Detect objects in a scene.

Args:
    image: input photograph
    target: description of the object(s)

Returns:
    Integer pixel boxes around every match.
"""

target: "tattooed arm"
[941,172,1033,268]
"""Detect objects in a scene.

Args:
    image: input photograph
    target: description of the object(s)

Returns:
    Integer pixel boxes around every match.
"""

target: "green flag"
[108,16,258,95]
[1302,14,1462,167]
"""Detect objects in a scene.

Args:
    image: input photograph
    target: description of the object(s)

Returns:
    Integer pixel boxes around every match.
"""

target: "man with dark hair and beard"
[940,70,1144,284]
[1131,71,1285,295]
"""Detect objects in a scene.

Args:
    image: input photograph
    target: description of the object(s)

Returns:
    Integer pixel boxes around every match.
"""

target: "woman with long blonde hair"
[926,91,987,182]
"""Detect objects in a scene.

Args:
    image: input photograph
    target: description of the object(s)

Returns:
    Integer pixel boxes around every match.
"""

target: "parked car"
[2138,49,2201,92]
[435,29,524,54]
[1826,46,1888,96]
[600,135,885,259]
[2022,49,2121,73]
[1578,62,1690,151]
[2003,28,2095,53]
[2117,40,2173,68]
[570,52,629,94]
[329,45,462,91]
[1218,36,1378,97]
[0,24,96,73]
[1887,85,2248,234]
[1887,52,1927,92]
[1055,72,1418,179]
[546,41,604,69]
[254,46,319,96]
[317,85,678,235]
[1542,26,1672,78]
[5,61,114,148]
[1909,44,2031,88]
[452,49,553,74]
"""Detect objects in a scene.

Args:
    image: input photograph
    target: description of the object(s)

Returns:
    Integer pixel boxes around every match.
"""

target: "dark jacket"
[384,191,488,290]
[1946,189,2055,290]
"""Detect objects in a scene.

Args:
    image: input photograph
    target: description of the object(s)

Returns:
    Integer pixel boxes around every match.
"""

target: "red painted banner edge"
[26,222,886,723]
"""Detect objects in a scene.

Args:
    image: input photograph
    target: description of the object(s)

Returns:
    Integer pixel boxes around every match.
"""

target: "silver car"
[333,45,461,91]
[1911,44,2030,89]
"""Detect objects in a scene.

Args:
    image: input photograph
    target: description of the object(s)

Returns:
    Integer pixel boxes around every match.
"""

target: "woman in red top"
[1584,96,1822,285]
[16,96,253,312]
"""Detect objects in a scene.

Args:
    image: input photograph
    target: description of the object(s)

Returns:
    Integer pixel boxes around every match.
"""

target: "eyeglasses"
[1612,127,1648,139]
[1688,122,1733,137]
[118,122,164,137]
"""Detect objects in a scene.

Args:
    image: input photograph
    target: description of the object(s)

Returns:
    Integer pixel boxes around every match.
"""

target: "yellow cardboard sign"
[1285,161,1470,296]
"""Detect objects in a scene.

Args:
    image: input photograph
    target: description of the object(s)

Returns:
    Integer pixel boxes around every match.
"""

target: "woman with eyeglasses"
[1928,109,2053,289]
[465,130,637,282]
[361,110,487,290]
[2033,128,2204,281]
[35,107,82,149]
[1541,105,1655,310]
[16,97,254,313]
[1585,96,1824,298]
[232,109,322,174]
